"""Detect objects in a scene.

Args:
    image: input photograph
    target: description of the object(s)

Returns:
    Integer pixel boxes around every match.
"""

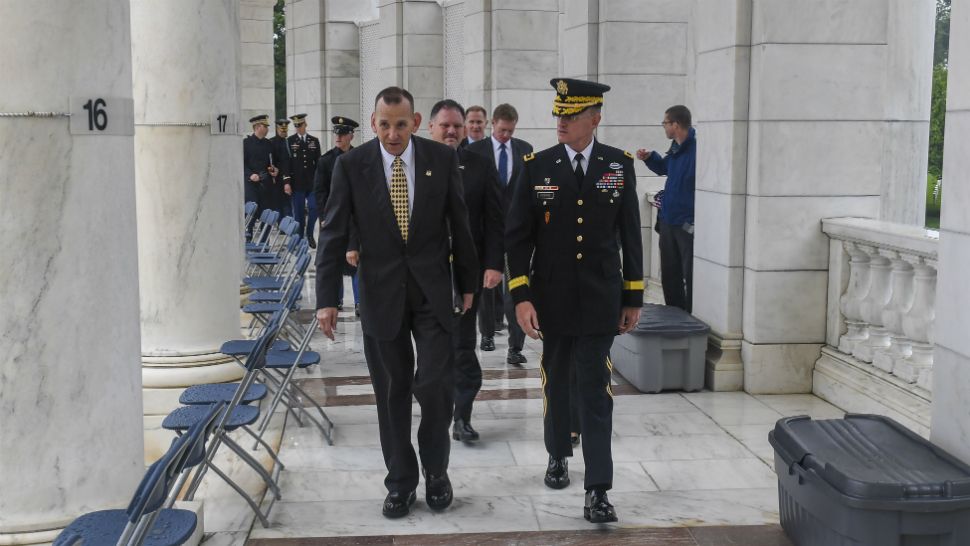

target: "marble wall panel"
[694,121,748,195]
[598,0,689,22]
[597,74,687,126]
[742,342,821,394]
[746,121,885,197]
[694,190,746,268]
[693,0,751,53]
[934,230,970,359]
[744,195,880,271]
[749,44,886,121]
[751,0,888,45]
[694,46,750,122]
[939,113,970,235]
[742,269,828,344]
[598,22,687,75]
[693,259,745,335]
[492,10,560,51]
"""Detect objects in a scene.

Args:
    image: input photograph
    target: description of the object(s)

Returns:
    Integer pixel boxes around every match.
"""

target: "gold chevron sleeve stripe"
[508,275,529,290]
[539,354,547,418]
[623,280,645,290]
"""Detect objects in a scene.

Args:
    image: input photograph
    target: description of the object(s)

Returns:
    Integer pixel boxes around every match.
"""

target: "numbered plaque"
[69,96,134,136]
[211,113,237,135]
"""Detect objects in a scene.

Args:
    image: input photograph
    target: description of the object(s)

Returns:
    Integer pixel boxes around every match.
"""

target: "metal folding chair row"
[53,403,225,546]
[162,318,285,527]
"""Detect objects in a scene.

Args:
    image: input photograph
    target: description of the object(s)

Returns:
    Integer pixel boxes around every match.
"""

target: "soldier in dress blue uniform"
[506,78,644,524]
[242,114,278,234]
[287,113,322,247]
[267,118,293,217]
[314,115,360,311]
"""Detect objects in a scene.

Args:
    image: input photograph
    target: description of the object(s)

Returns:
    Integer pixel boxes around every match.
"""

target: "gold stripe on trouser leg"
[539,353,547,417]
[605,356,614,398]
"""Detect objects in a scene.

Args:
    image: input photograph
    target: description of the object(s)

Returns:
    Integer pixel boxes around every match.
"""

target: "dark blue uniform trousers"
[541,332,615,490]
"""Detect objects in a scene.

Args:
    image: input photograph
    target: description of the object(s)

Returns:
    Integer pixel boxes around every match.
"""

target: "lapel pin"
[425,170,432,176]
[597,156,604,161]
[458,165,465,170]
[555,158,562,164]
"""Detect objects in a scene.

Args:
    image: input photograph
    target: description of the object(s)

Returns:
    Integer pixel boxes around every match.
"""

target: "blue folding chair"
[53,403,223,546]
[170,318,285,527]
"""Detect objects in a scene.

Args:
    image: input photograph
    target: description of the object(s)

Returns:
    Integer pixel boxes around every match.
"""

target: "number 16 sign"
[69,96,134,136]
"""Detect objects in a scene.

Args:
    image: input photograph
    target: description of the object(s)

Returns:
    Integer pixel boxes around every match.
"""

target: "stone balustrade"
[822,218,938,394]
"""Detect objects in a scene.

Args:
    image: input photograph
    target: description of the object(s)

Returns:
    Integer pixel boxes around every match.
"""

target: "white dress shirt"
[564,139,595,175]
[379,138,416,212]
[490,135,514,183]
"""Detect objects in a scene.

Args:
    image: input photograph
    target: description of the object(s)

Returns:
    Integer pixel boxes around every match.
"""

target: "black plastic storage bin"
[769,414,970,546]
[611,304,709,393]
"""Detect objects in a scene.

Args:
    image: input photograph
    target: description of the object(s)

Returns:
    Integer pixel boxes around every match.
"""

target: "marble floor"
[200,278,847,545]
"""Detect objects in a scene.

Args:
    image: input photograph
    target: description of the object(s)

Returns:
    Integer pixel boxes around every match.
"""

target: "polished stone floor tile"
[249,495,540,539]
[682,392,785,426]
[722,425,778,464]
[612,410,723,436]
[753,394,846,420]
[611,433,754,462]
[531,488,779,531]
[642,458,777,491]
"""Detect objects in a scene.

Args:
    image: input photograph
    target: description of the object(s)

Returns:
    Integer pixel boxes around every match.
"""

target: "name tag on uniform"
[535,185,558,201]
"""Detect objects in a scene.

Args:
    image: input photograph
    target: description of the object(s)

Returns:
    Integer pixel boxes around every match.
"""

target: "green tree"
[274,0,286,118]
[928,64,947,180]
[934,0,951,66]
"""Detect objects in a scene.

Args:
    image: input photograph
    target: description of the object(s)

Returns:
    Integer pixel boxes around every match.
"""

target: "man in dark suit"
[427,99,504,444]
[267,118,293,217]
[459,104,488,149]
[316,87,479,519]
[467,103,533,365]
[287,113,322,247]
[506,78,643,523]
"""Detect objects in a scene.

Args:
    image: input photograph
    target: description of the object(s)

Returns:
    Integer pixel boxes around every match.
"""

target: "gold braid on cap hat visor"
[552,95,604,116]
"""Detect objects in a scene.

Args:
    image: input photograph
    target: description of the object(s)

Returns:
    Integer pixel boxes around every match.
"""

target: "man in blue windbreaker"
[637,105,696,312]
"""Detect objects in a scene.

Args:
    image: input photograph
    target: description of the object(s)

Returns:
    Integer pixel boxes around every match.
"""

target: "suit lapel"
[510,139,524,184]
[361,139,402,241]
[410,136,434,239]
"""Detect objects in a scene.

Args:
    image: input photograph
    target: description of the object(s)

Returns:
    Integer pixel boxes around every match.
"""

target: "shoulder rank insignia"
[524,152,536,162]
[624,150,634,159]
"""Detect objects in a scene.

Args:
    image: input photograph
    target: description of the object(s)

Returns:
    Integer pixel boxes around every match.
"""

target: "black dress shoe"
[584,489,618,523]
[495,321,506,331]
[544,456,570,489]
[307,233,317,249]
[571,433,581,447]
[354,303,360,317]
[507,348,527,366]
[480,336,496,351]
[382,490,416,518]
[452,419,480,442]
[424,471,454,511]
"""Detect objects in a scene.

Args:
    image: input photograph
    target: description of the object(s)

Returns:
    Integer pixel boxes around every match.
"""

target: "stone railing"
[822,218,938,394]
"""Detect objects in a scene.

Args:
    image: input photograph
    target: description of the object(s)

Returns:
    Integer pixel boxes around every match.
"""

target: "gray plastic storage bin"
[611,304,709,393]
[769,414,970,546]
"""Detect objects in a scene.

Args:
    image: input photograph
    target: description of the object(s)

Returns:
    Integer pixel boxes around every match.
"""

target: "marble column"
[376,0,444,123]
[130,0,245,457]
[740,0,898,393]
[323,21,362,145]
[465,0,560,148]
[930,0,970,463]
[690,0,750,390]
[240,0,279,122]
[880,0,935,225]
[0,2,144,542]
[287,0,326,133]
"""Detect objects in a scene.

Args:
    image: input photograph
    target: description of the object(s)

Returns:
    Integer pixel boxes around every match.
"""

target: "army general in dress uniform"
[506,78,644,524]
[287,113,322,247]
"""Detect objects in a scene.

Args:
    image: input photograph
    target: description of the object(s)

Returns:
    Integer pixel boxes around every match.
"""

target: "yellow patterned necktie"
[390,156,410,242]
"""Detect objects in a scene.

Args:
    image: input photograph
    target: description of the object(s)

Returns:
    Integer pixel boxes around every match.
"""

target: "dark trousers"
[501,279,525,351]
[244,180,263,234]
[477,287,496,338]
[541,333,615,490]
[453,292,483,423]
[362,274,454,493]
[658,220,694,313]
[291,190,318,239]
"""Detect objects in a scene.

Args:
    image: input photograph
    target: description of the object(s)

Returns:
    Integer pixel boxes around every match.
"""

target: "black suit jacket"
[466,136,534,212]
[457,147,504,272]
[316,136,479,340]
